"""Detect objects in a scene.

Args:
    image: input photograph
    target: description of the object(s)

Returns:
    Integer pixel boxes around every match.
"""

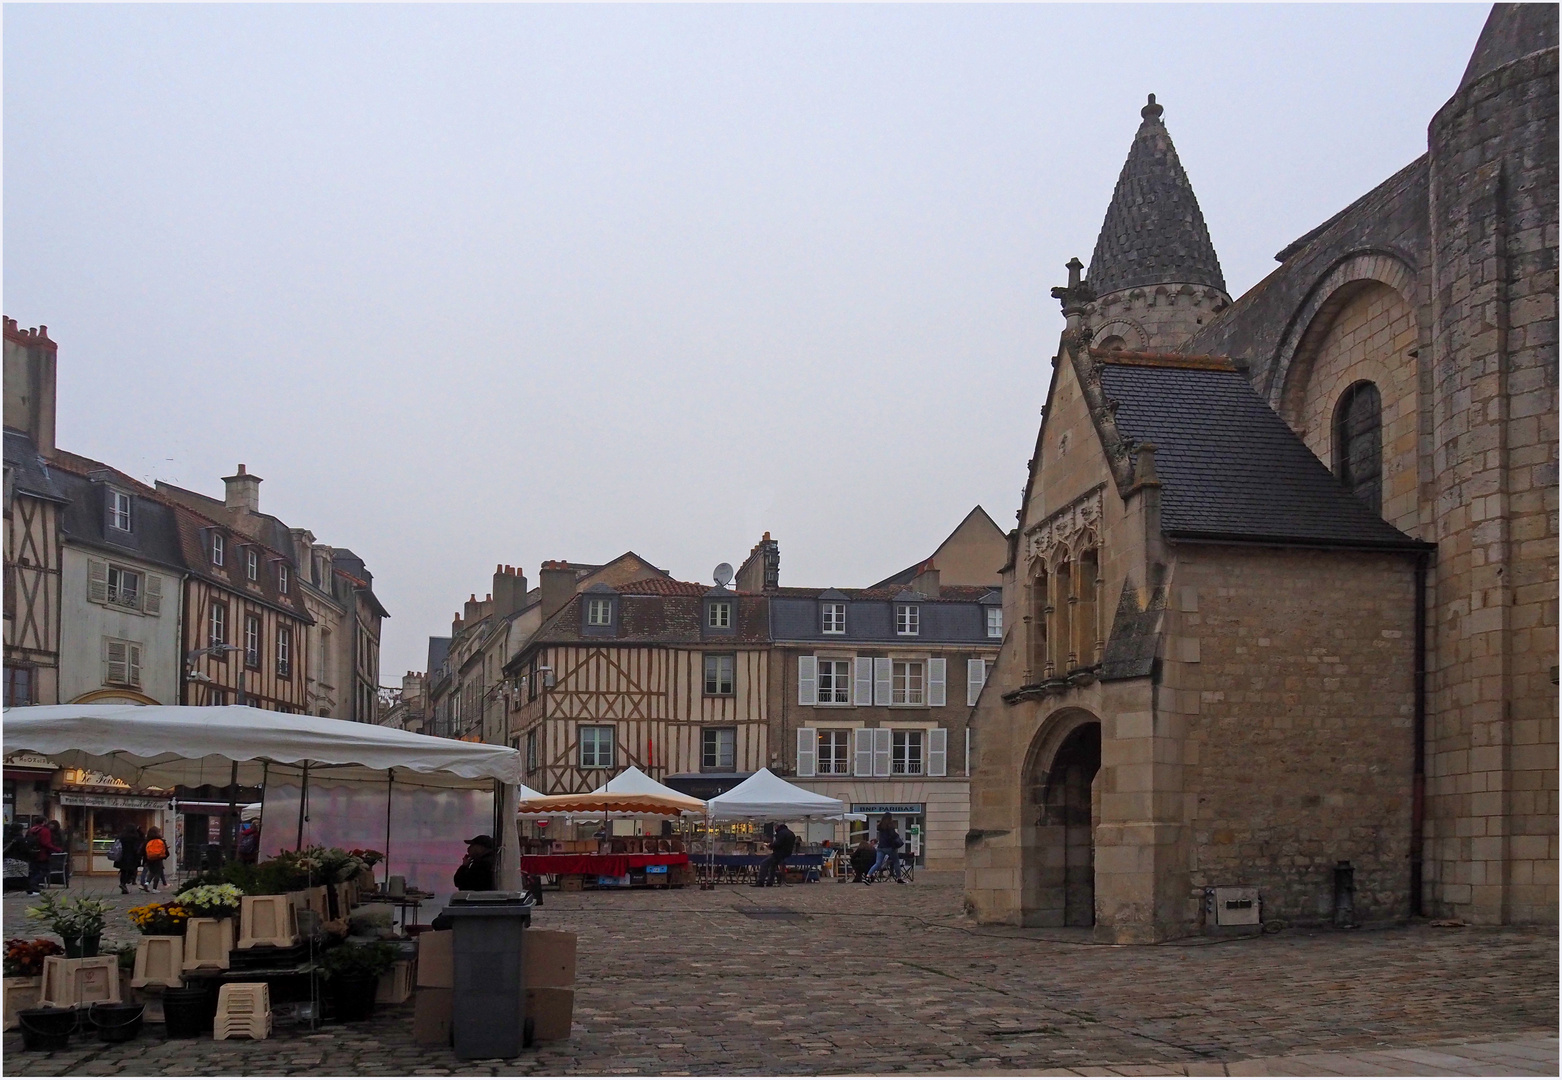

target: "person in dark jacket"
[115,824,145,894]
[850,838,877,884]
[753,823,797,887]
[453,834,497,892]
[22,820,60,895]
[867,815,904,884]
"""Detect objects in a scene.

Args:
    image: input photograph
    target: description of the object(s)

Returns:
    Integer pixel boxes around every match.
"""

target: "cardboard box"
[412,988,453,1046]
[416,930,453,988]
[524,930,577,989]
[525,987,574,1042]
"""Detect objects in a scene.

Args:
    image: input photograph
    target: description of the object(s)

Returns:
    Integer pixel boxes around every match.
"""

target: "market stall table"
[521,851,690,888]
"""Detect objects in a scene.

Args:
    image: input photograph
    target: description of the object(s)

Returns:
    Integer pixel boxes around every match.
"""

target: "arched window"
[1050,556,1071,676]
[1030,566,1049,680]
[1333,381,1382,515]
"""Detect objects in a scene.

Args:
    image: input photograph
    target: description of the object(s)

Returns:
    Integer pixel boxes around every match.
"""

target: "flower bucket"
[18,1006,76,1051]
[89,1002,144,1044]
[330,975,379,1023]
[161,985,210,1039]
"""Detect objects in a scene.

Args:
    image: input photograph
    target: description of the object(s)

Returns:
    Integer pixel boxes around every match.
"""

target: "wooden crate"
[183,917,235,971]
[375,959,415,1004]
[131,936,184,988]
[3,976,42,1030]
[39,955,120,1008]
[238,895,298,949]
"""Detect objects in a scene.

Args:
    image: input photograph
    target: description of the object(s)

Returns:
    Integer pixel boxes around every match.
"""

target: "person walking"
[21,819,59,895]
[867,815,905,884]
[114,824,145,894]
[142,827,170,892]
[850,838,877,884]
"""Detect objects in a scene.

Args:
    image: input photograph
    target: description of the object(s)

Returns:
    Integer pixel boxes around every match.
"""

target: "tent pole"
[254,761,269,861]
[225,760,239,862]
[383,770,394,890]
[296,761,310,850]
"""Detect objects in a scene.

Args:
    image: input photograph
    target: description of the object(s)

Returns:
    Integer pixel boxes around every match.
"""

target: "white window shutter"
[928,728,948,776]
[928,658,946,707]
[128,644,142,687]
[873,727,892,777]
[967,657,987,706]
[797,655,818,706]
[796,727,817,777]
[105,640,127,684]
[874,657,892,706]
[854,656,873,706]
[853,728,874,776]
[88,559,109,603]
[143,574,162,616]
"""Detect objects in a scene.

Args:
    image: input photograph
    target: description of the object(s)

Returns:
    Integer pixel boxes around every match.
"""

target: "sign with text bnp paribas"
[852,804,923,815]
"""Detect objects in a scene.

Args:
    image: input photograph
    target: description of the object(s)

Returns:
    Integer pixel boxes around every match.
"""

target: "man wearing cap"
[453,834,497,892]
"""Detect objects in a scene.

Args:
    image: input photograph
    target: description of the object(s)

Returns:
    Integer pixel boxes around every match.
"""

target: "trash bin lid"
[449,890,530,905]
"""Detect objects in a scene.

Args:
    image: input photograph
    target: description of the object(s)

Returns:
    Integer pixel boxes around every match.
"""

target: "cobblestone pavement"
[4,874,1557,1075]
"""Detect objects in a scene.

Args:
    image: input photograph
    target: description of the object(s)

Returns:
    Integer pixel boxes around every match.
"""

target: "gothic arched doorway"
[1022,713,1102,927]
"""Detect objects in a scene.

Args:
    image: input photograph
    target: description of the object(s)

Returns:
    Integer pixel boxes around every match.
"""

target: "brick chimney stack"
[911,560,941,598]
[223,464,263,514]
[3,317,58,457]
[539,561,576,621]
[493,564,529,618]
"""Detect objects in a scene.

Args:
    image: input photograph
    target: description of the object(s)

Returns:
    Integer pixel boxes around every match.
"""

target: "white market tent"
[706,768,846,821]
[2,704,525,891]
[516,766,705,821]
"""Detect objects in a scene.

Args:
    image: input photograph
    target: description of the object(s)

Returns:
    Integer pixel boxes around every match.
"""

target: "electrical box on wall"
[1209,887,1261,926]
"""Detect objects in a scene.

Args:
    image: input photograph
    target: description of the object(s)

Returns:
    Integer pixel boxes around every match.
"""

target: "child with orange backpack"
[141,827,169,892]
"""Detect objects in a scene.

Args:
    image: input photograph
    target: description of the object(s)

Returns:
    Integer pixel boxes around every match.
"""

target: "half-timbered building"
[505,578,772,795]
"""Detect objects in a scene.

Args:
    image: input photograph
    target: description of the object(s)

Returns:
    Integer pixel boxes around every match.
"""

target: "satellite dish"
[713,563,734,588]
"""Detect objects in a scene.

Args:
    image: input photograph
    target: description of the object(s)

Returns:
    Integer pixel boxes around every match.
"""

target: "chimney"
[452,611,464,636]
[911,560,941,598]
[494,564,529,618]
[3,318,58,457]
[735,532,781,593]
[464,592,486,626]
[539,561,576,621]
[223,464,262,514]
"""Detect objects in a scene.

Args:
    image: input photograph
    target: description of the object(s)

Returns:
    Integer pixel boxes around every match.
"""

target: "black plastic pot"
[81,933,102,958]
[61,935,83,959]
[161,986,210,1039]
[18,1006,76,1051]
[330,975,379,1023]
[89,1002,144,1043]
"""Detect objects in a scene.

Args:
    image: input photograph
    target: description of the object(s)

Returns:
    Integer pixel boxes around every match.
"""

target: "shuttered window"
[928,728,948,776]
[892,729,924,775]
[854,657,873,705]
[853,728,874,776]
[817,659,851,704]
[107,565,140,609]
[891,660,924,706]
[817,730,851,775]
[104,639,142,687]
[797,655,817,705]
[795,727,816,777]
[967,658,988,706]
[872,727,892,777]
[873,657,892,705]
[928,658,946,707]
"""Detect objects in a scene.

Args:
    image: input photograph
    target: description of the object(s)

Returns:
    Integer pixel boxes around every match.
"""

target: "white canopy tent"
[3,704,525,892]
[706,768,846,821]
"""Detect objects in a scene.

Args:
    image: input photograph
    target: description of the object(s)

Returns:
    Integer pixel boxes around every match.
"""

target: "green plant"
[318,940,397,981]
[66,898,110,937]
[106,942,138,971]
[24,894,73,937]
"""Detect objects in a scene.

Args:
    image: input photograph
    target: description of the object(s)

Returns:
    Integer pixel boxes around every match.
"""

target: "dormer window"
[708,601,732,629]
[586,597,612,626]
[278,564,289,594]
[822,602,845,634]
[986,607,1003,638]
[212,533,225,567]
[246,550,259,581]
[896,604,920,636]
[109,490,132,533]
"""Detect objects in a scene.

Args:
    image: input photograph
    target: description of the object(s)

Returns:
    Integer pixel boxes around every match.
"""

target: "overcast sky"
[5,3,1491,681]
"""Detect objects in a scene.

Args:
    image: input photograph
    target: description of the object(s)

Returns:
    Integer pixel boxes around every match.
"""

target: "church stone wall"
[1169,545,1419,927]
[1423,44,1559,926]
[1286,282,1422,534]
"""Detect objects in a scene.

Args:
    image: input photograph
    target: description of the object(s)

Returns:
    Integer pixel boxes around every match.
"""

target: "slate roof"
[1086,96,1226,296]
[3,430,66,503]
[1098,357,1429,550]
[518,592,772,654]
[51,463,184,572]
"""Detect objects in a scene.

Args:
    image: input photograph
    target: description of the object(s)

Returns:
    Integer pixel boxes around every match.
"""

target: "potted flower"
[128,902,189,936]
[4,938,62,1029]
[25,895,107,957]
[67,899,111,957]
[174,883,243,919]
[319,941,396,1022]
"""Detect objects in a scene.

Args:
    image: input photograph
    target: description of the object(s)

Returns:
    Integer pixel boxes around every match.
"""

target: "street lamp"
[185,644,245,706]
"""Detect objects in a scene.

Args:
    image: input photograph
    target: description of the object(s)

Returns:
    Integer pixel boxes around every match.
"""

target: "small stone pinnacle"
[1141,93,1163,121]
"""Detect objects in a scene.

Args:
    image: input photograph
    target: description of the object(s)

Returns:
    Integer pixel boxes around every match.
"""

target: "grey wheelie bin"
[440,891,535,1059]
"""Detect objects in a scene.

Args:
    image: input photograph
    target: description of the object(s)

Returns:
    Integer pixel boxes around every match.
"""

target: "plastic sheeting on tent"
[2,704,522,789]
[705,768,846,821]
[3,704,524,893]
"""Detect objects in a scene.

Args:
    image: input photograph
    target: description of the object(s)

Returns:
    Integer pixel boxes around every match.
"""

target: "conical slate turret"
[1086,94,1226,297]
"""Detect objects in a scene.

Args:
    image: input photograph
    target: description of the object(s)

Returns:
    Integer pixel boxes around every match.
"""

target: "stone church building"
[966,5,1557,941]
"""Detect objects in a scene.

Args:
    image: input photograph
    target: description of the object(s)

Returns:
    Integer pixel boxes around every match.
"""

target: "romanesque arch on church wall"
[1276,267,1421,533]
[1020,708,1102,927]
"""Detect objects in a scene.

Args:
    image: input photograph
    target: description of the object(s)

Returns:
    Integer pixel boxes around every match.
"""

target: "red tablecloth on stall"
[520,852,690,877]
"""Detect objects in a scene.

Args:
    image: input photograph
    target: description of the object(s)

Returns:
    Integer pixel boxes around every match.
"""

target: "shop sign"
[852,804,923,815]
[3,753,59,771]
[58,792,171,810]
